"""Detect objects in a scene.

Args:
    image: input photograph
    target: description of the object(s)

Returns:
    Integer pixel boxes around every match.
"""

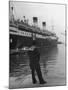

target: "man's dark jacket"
[28,47,40,69]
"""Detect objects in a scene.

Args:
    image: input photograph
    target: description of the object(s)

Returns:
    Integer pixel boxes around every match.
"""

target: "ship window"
[25,32,26,35]
[27,32,28,35]
[23,31,26,35]
[22,32,24,34]
[28,33,30,36]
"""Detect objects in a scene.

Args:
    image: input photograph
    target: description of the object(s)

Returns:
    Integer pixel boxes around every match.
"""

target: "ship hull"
[10,33,57,49]
[9,23,58,49]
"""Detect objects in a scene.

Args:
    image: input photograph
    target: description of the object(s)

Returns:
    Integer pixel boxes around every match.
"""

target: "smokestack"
[33,17,38,27]
[42,22,46,30]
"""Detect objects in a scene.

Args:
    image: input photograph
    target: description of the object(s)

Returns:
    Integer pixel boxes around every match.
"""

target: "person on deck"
[28,41,47,84]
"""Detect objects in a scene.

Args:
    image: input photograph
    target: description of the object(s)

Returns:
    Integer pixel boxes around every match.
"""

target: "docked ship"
[9,6,58,50]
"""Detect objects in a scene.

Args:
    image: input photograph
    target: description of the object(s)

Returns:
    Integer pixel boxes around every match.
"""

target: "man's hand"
[21,47,33,51]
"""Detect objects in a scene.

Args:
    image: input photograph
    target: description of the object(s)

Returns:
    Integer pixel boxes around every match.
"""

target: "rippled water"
[40,44,65,81]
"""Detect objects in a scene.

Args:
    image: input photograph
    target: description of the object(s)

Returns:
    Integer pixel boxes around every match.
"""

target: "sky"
[10,1,66,42]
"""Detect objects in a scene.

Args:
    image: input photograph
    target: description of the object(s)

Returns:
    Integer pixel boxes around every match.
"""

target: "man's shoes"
[40,81,47,84]
[33,80,37,84]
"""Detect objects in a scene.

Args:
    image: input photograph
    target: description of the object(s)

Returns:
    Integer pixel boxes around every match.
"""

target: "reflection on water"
[10,44,66,84]
[40,44,65,82]
[40,46,58,75]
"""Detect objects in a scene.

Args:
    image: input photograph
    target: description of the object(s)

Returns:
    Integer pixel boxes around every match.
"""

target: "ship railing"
[9,20,56,37]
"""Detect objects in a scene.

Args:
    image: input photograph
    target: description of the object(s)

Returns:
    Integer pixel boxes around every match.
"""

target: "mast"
[9,2,14,23]
[51,24,54,31]
[51,18,54,31]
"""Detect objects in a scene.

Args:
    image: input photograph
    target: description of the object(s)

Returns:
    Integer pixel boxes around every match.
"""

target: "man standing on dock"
[28,41,47,84]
